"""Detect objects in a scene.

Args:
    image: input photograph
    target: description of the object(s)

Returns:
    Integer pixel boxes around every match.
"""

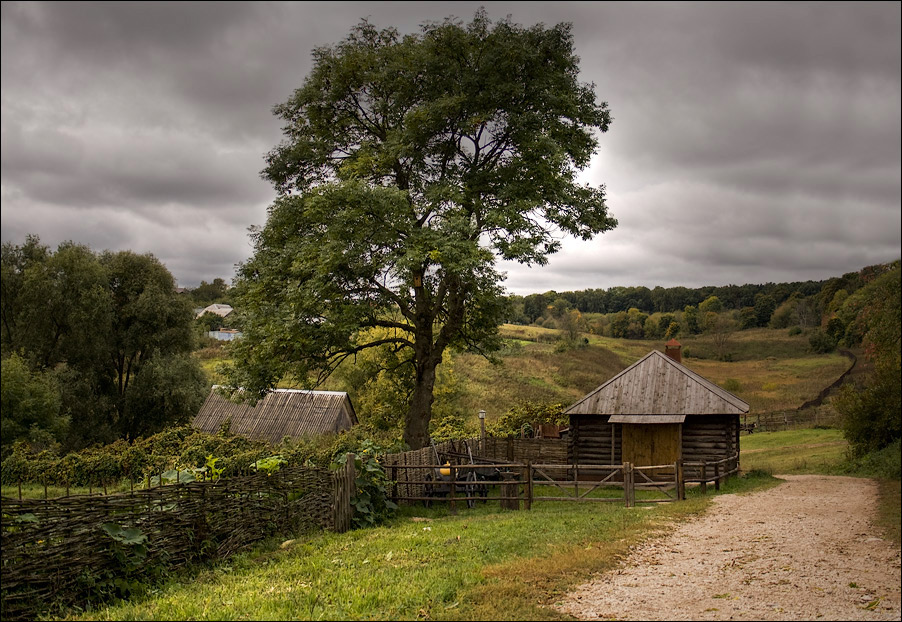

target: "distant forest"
[505,262,895,326]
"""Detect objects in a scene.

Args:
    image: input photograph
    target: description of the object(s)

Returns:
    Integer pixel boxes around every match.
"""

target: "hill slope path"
[557,475,901,621]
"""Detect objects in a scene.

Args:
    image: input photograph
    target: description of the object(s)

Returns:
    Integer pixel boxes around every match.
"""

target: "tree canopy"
[1,236,207,450]
[226,11,616,449]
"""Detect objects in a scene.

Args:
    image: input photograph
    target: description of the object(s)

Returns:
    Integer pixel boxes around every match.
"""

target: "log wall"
[569,414,740,478]
[568,415,621,466]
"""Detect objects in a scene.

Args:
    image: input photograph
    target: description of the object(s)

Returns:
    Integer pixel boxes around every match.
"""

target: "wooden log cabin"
[564,340,748,477]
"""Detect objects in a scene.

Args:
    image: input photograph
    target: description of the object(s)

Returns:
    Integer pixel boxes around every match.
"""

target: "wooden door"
[621,423,681,467]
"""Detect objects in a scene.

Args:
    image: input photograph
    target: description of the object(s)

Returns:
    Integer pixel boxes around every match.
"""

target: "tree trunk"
[404,358,438,450]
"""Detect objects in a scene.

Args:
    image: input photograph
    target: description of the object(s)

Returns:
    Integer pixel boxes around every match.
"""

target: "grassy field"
[739,428,849,474]
[454,325,853,420]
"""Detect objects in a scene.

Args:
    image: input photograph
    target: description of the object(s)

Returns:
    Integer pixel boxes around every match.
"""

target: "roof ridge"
[564,349,749,415]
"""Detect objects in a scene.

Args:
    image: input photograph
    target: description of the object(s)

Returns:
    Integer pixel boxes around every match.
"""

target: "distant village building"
[193,388,358,444]
[207,329,242,341]
[195,303,234,319]
[565,341,748,475]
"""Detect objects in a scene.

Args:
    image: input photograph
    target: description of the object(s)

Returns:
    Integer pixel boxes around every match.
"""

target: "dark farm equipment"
[423,440,504,508]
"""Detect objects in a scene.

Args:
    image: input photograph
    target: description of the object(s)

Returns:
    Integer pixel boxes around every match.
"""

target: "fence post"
[623,462,631,508]
[700,462,707,495]
[449,464,457,516]
[676,460,685,501]
[525,461,533,511]
[714,462,721,491]
[332,453,355,533]
[390,464,398,506]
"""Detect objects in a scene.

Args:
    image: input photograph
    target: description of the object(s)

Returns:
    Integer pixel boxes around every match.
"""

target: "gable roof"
[193,388,357,444]
[196,303,233,318]
[565,350,749,416]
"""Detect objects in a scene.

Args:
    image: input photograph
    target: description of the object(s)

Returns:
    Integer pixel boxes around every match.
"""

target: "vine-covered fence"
[1,460,355,621]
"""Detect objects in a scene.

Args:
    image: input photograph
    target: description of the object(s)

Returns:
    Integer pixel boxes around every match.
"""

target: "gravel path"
[557,475,901,621]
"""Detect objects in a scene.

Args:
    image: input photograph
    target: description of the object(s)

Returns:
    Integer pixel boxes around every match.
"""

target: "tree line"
[1,235,207,455]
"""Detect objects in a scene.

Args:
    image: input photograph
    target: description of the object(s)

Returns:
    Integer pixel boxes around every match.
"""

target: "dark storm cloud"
[2,2,899,292]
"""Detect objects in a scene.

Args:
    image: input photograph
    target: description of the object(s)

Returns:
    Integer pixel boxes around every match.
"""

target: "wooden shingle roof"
[193,388,357,444]
[565,350,749,416]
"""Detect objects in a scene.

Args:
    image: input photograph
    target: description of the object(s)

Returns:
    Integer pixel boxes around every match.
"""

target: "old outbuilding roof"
[196,303,234,319]
[193,388,357,444]
[565,350,749,417]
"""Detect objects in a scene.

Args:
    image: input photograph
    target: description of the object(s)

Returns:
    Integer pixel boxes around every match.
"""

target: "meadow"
[452,325,852,419]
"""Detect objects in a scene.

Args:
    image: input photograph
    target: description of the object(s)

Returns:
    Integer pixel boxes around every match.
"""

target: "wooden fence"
[745,406,841,432]
[385,460,687,510]
[1,459,355,621]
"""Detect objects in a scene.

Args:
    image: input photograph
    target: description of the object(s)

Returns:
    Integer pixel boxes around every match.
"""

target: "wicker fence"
[1,460,354,621]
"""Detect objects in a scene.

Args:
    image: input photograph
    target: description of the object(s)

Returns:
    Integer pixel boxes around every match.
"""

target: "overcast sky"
[2,2,899,295]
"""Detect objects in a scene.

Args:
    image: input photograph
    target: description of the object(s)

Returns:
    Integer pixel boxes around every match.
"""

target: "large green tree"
[227,11,616,449]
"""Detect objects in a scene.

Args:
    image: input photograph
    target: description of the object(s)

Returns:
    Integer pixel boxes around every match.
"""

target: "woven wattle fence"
[1,463,349,620]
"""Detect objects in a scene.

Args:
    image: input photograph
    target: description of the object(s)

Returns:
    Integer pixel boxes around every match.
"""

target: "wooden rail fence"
[386,460,692,510]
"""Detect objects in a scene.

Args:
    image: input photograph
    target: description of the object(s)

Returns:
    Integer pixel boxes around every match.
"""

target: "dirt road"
[558,475,901,621]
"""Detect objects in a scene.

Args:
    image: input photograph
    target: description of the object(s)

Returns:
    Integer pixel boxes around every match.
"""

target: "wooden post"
[500,471,519,510]
[332,453,355,533]
[676,460,685,501]
[574,461,579,499]
[449,465,457,515]
[622,463,629,507]
[700,462,707,495]
[390,464,398,505]
[714,462,721,491]
[525,462,533,511]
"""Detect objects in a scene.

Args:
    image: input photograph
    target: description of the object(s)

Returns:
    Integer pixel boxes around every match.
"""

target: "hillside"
[426,325,850,424]
[196,324,853,428]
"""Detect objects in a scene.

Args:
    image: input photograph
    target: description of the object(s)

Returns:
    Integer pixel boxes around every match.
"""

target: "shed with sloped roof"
[564,342,748,474]
[193,388,357,444]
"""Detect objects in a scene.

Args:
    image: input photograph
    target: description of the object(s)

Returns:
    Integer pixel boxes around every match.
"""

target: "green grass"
[70,498,709,621]
[2,482,134,500]
[876,480,901,545]
[740,428,849,474]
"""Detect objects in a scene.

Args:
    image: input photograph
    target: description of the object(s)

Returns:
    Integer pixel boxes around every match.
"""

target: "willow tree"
[227,11,616,449]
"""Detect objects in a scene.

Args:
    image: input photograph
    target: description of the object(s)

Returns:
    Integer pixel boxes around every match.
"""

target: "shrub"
[808,328,837,353]
[335,440,397,528]
[488,401,566,438]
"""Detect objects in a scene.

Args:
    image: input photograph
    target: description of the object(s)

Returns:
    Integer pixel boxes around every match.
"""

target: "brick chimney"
[664,338,682,363]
